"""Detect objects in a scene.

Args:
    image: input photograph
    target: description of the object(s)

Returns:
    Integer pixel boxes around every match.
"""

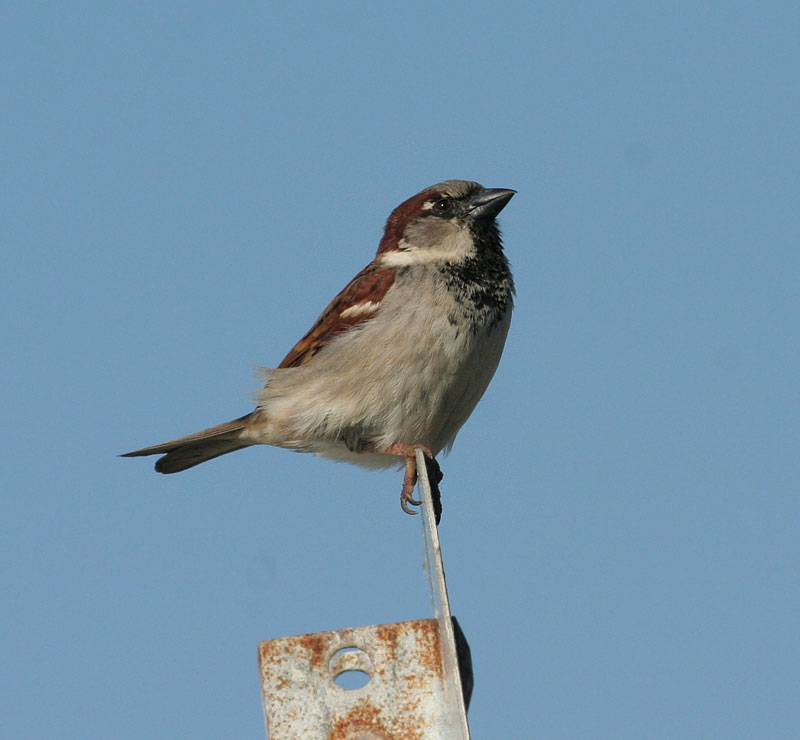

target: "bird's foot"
[381,443,443,524]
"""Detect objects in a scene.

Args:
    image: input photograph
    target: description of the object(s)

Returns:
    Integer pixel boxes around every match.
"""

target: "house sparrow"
[123,180,515,521]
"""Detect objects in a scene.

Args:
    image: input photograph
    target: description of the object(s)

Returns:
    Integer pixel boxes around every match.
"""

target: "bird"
[122,180,515,521]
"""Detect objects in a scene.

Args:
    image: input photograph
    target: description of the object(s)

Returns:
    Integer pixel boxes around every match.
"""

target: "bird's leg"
[379,443,443,521]
[380,443,426,513]
[401,455,422,513]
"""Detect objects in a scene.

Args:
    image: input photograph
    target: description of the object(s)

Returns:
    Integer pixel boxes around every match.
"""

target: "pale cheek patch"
[339,300,381,319]
[379,228,476,267]
[379,249,433,267]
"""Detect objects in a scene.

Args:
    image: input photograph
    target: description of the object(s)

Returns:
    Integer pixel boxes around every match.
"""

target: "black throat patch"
[440,223,514,332]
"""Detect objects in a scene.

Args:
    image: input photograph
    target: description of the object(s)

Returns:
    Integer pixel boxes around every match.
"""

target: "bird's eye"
[431,198,453,216]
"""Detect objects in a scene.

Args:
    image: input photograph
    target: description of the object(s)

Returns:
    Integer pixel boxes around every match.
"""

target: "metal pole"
[258,456,473,738]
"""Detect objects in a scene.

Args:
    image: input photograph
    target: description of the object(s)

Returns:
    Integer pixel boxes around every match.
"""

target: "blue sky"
[3,2,799,738]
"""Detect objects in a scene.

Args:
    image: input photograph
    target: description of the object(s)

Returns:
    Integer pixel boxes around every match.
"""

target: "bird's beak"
[467,188,516,220]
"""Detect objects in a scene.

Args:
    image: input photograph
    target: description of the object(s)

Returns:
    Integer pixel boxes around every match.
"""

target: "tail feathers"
[122,414,253,474]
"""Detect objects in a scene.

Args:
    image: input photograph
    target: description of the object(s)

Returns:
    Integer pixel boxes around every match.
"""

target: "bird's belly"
[256,289,511,465]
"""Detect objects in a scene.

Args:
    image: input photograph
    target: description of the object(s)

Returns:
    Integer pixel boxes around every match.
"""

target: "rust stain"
[293,632,326,667]
[329,700,422,740]
[415,620,443,677]
[375,622,399,648]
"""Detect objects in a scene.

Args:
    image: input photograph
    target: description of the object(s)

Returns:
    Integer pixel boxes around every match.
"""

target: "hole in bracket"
[329,646,373,690]
[334,669,371,690]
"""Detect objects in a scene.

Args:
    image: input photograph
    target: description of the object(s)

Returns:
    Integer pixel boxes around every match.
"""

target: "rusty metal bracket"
[258,450,472,739]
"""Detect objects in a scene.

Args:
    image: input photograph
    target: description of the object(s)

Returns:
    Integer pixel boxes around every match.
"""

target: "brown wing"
[277,264,396,369]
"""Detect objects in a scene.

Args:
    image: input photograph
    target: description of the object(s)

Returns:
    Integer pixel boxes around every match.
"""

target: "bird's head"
[377,180,515,266]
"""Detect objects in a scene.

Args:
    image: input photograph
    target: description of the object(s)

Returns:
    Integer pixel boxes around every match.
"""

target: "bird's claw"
[400,461,421,514]
[401,492,421,515]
